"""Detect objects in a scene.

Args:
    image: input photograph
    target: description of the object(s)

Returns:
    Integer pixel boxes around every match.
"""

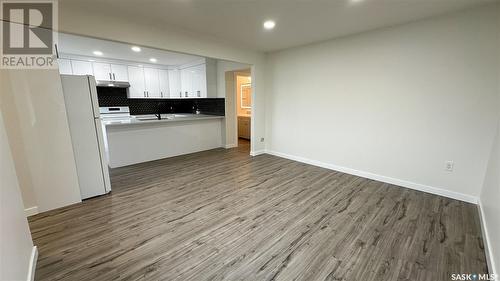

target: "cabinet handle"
[109,73,112,80]
[160,91,163,98]
[113,73,115,80]
[144,91,146,97]
[197,90,201,97]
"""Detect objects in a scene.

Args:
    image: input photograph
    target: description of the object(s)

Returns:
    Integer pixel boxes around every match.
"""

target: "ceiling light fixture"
[93,50,103,56]
[131,46,141,52]
[149,58,157,63]
[263,20,276,30]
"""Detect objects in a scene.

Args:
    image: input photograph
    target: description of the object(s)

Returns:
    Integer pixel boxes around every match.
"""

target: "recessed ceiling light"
[350,0,364,3]
[131,46,141,52]
[93,50,103,56]
[263,20,276,30]
[149,58,157,63]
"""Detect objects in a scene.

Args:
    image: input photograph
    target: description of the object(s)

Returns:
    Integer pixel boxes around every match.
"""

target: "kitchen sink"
[137,118,159,121]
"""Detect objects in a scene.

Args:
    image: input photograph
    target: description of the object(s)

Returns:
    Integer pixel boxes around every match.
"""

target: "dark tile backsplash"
[97,87,225,116]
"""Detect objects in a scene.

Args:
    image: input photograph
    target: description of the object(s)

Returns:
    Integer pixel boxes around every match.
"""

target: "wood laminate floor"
[29,142,487,281]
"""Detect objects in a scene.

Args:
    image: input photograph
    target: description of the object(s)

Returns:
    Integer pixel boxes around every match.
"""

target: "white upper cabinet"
[168,69,182,98]
[111,64,128,82]
[92,62,112,81]
[127,66,146,98]
[180,64,206,98]
[158,69,169,98]
[143,68,160,98]
[71,60,93,75]
[58,59,73,75]
[93,62,129,82]
[192,64,207,98]
[180,68,192,98]
[58,56,211,99]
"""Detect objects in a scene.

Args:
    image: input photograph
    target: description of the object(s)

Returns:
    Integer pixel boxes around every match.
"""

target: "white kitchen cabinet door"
[111,64,128,82]
[58,59,73,75]
[92,62,112,81]
[143,67,160,98]
[192,64,207,98]
[180,68,193,98]
[127,66,146,98]
[158,69,169,98]
[168,69,182,98]
[71,60,93,75]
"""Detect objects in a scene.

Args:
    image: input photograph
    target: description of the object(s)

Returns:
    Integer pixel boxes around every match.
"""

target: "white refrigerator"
[60,75,111,199]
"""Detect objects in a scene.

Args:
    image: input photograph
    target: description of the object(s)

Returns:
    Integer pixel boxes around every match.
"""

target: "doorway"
[235,72,251,152]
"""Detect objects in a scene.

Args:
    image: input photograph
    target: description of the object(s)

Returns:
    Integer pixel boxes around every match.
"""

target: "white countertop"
[101,113,224,127]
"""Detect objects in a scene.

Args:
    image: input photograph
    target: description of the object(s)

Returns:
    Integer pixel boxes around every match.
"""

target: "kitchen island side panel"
[106,119,223,168]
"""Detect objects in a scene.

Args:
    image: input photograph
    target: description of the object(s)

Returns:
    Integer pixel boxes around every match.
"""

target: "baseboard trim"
[477,201,497,276]
[224,143,237,149]
[27,246,38,281]
[24,206,38,217]
[265,150,478,204]
[250,150,266,156]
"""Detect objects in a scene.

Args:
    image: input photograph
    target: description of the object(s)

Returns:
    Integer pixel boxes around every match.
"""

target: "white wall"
[0,111,35,281]
[479,8,500,275]
[0,70,82,213]
[480,120,500,276]
[58,3,267,153]
[265,4,500,202]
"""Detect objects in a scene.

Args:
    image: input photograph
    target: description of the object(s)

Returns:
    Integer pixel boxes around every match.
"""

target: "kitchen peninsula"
[102,112,224,168]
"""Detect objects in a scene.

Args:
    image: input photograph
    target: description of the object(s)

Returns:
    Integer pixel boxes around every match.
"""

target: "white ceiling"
[59,0,498,52]
[58,33,204,66]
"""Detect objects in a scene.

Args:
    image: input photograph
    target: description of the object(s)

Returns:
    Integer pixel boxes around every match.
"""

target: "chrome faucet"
[155,102,162,120]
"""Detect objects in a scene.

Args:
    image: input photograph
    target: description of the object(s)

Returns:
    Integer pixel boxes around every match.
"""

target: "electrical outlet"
[445,161,454,172]
[260,137,265,142]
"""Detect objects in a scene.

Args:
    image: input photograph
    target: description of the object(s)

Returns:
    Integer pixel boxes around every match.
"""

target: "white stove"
[99,106,132,120]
